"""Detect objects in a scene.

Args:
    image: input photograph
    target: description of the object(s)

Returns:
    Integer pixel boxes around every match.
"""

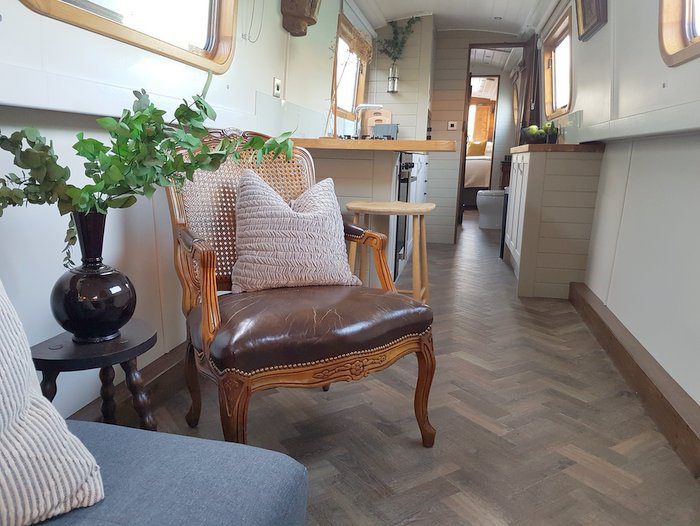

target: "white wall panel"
[0,0,343,417]
[600,134,700,403]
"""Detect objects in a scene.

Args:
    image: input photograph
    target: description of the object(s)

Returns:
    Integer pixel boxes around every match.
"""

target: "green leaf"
[57,197,73,215]
[29,166,47,183]
[23,127,41,143]
[104,164,124,184]
[194,95,217,120]
[105,195,137,209]
[7,173,21,184]
[96,117,119,132]
[19,149,43,169]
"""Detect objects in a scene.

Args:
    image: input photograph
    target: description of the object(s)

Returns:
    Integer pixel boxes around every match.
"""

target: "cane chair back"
[168,130,316,291]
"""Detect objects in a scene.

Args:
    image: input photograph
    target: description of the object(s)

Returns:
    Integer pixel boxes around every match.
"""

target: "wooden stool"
[346,201,435,303]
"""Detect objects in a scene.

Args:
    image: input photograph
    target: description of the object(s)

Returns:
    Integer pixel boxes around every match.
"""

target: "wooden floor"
[154,211,700,525]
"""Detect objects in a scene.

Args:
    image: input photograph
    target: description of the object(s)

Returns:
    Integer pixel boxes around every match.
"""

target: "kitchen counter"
[298,140,440,286]
[293,138,455,153]
[510,143,606,154]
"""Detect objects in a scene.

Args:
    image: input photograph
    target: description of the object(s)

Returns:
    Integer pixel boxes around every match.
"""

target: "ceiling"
[470,48,510,69]
[471,76,499,100]
[470,46,524,70]
[353,0,555,34]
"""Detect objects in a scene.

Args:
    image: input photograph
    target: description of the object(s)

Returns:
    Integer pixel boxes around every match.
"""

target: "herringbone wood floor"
[154,211,700,525]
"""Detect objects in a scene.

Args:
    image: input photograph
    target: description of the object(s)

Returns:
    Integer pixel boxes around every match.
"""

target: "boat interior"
[0,0,699,524]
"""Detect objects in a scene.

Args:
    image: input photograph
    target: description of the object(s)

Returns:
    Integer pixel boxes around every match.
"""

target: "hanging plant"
[377,17,419,65]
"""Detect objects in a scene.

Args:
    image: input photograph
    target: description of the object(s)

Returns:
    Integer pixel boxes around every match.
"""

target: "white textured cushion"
[0,280,104,525]
[231,170,361,293]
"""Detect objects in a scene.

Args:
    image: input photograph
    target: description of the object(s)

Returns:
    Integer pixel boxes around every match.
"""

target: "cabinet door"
[514,158,529,257]
[504,155,520,252]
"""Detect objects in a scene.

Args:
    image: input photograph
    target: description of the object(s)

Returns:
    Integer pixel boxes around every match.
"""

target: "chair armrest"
[174,226,221,355]
[344,223,396,292]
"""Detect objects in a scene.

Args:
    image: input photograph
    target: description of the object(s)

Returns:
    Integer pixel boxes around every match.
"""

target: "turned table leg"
[120,358,157,431]
[40,370,59,401]
[99,365,117,424]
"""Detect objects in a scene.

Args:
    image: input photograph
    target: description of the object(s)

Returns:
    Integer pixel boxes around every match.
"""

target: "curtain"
[519,34,541,131]
[337,14,373,65]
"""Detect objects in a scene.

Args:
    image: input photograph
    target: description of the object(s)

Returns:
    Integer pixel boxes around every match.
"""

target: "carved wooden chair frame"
[166,130,436,446]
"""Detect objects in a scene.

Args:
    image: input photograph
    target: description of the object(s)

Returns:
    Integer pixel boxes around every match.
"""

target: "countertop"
[293,137,456,153]
[510,143,606,154]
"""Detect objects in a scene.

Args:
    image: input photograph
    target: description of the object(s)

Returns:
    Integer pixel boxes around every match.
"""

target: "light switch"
[447,121,459,131]
[273,77,282,98]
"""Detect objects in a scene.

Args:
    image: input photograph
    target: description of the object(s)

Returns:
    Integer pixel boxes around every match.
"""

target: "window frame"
[333,15,367,121]
[543,8,573,120]
[660,0,700,66]
[19,0,237,73]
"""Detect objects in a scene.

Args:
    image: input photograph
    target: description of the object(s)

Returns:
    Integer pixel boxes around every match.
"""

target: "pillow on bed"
[467,141,487,156]
[231,170,361,293]
[0,280,104,525]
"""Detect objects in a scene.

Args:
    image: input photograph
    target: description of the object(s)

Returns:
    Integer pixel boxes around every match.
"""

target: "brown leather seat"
[189,286,432,374]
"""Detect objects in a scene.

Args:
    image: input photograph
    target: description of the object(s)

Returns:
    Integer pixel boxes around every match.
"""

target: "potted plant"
[0,90,293,343]
[377,17,419,93]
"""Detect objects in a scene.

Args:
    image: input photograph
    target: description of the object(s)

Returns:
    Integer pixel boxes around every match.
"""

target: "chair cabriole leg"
[218,374,252,444]
[184,341,202,428]
[414,332,436,447]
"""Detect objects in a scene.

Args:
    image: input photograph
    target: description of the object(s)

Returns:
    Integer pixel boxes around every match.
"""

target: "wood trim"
[569,282,700,477]
[19,0,237,74]
[212,329,436,447]
[659,0,700,66]
[291,138,455,152]
[575,0,608,41]
[510,142,605,153]
[332,14,369,124]
[543,7,573,120]
[70,342,188,426]
[454,42,527,240]
[335,107,357,121]
[344,228,396,291]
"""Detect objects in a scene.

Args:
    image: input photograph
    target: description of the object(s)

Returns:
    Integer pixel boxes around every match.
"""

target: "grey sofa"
[43,421,308,525]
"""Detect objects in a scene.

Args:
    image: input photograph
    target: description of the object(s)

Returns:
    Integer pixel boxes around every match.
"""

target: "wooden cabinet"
[504,144,605,298]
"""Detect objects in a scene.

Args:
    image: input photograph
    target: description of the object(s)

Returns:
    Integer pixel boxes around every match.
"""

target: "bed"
[461,141,494,209]
[463,156,492,188]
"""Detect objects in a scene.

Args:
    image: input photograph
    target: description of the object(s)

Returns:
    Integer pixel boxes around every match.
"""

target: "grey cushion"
[42,421,308,525]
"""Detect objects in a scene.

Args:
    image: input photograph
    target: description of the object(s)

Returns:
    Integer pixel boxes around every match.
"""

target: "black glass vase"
[50,211,137,344]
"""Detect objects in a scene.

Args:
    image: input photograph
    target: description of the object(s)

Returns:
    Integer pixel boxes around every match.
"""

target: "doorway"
[455,42,529,234]
[461,74,499,210]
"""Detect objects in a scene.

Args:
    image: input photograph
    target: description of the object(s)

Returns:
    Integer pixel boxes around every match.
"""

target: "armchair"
[166,130,436,446]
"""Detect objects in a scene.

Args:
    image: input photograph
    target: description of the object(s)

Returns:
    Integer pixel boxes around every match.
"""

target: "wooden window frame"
[660,0,700,66]
[543,8,573,120]
[333,15,368,121]
[19,0,237,73]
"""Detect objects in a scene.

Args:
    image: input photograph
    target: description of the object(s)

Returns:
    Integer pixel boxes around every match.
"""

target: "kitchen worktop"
[510,143,606,154]
[293,138,456,153]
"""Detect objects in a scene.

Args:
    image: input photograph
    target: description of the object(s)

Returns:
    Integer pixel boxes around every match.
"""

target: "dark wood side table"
[31,318,158,431]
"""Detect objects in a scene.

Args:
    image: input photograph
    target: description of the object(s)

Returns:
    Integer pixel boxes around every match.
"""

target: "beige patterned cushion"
[0,280,104,525]
[231,170,361,293]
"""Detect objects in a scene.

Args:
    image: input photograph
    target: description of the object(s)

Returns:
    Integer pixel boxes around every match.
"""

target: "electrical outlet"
[447,121,459,131]
[273,77,282,98]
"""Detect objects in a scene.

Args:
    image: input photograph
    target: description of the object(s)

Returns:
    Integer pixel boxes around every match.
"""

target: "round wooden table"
[31,318,158,431]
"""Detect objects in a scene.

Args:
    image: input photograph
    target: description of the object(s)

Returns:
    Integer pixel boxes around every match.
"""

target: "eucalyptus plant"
[377,17,419,65]
[0,89,294,266]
